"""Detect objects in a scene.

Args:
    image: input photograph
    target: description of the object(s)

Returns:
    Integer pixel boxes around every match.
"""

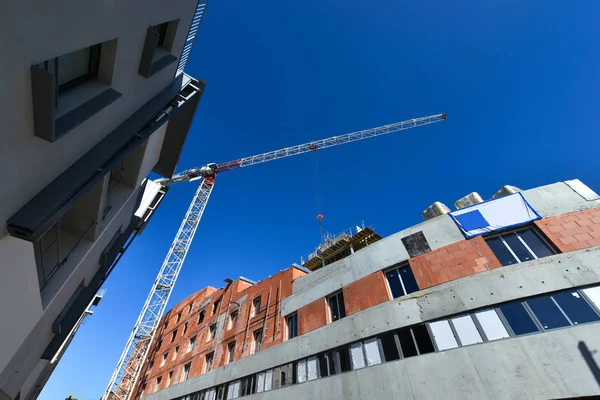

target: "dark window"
[327,292,346,322]
[526,296,570,330]
[412,325,435,355]
[213,300,220,315]
[209,324,217,340]
[317,352,337,377]
[397,328,418,357]
[229,311,238,330]
[253,297,262,315]
[182,363,191,381]
[499,302,539,335]
[171,329,177,342]
[553,291,600,325]
[216,385,226,400]
[253,330,263,353]
[227,342,236,364]
[385,265,419,298]
[286,314,298,339]
[280,371,287,386]
[183,321,188,335]
[240,375,256,395]
[486,228,554,266]
[154,22,169,48]
[41,45,102,95]
[189,336,196,352]
[177,312,182,323]
[380,332,400,361]
[198,310,205,324]
[337,345,352,372]
[188,303,193,313]
[205,353,214,372]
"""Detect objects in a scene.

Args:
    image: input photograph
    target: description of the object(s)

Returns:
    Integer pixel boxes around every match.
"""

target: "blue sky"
[41,0,600,398]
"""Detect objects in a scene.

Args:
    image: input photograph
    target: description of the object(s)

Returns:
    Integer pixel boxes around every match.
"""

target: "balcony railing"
[176,0,208,76]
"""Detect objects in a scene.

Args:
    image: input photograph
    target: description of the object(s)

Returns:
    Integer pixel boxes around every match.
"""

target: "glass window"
[499,302,539,335]
[474,310,510,341]
[519,229,554,258]
[429,320,458,351]
[397,328,418,357]
[385,265,419,299]
[198,310,205,324]
[264,369,273,390]
[503,233,535,263]
[486,236,518,266]
[296,359,307,383]
[363,338,382,366]
[583,287,600,310]
[182,363,191,381]
[213,300,220,315]
[553,291,600,325]
[327,292,346,322]
[205,353,214,372]
[286,314,298,339]
[451,316,483,345]
[189,336,197,352]
[227,342,236,364]
[171,329,178,342]
[527,296,570,330]
[412,325,435,354]
[253,297,262,315]
[317,352,337,377]
[306,357,318,381]
[380,332,400,361]
[338,345,352,372]
[349,342,365,370]
[229,311,238,330]
[209,324,217,340]
[55,46,100,93]
[253,330,263,353]
[154,22,169,48]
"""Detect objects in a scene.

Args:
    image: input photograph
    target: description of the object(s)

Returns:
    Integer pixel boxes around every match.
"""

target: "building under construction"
[131,179,600,400]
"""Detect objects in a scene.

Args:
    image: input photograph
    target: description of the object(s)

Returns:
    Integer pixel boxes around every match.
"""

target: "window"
[498,301,539,336]
[385,264,419,298]
[253,297,262,316]
[349,338,382,370]
[177,312,182,323]
[227,342,236,364]
[161,352,168,367]
[155,376,162,391]
[228,311,238,330]
[182,363,191,381]
[209,324,217,341]
[317,352,337,377]
[253,330,263,353]
[379,332,400,362]
[199,310,206,324]
[171,329,178,342]
[429,320,459,351]
[167,371,173,386]
[286,314,298,340]
[205,353,214,372]
[188,303,193,314]
[140,383,146,396]
[473,310,510,341]
[327,292,346,322]
[213,300,220,315]
[189,336,196,352]
[486,227,554,266]
[240,375,256,396]
[153,22,169,48]
[156,339,162,351]
[183,321,188,335]
[256,369,274,393]
[173,346,179,360]
[296,357,318,383]
[39,45,101,95]
[451,315,484,346]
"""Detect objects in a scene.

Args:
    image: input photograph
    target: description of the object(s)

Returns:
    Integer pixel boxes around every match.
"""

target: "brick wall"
[297,297,328,335]
[343,271,390,315]
[409,236,502,290]
[535,208,600,252]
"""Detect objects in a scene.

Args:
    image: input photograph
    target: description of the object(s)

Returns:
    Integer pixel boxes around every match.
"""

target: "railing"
[176,0,209,76]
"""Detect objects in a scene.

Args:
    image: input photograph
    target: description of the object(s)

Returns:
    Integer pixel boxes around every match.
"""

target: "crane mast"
[103,113,445,399]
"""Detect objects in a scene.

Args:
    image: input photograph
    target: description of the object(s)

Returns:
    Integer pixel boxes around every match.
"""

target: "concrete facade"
[137,180,600,400]
[0,1,207,398]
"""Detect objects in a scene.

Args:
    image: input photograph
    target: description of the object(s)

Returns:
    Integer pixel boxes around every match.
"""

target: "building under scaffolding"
[301,225,382,271]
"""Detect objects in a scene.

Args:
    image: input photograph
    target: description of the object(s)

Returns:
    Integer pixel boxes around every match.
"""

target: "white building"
[0,0,208,398]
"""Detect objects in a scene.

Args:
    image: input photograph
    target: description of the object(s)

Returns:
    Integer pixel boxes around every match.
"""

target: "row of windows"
[170,284,600,400]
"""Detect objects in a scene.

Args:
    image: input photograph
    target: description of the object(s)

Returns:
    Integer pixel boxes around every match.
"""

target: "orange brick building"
[136,180,600,400]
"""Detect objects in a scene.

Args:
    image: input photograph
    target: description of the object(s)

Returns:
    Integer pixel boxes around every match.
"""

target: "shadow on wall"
[579,341,600,388]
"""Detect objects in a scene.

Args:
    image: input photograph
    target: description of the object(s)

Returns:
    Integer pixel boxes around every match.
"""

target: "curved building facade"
[137,179,600,400]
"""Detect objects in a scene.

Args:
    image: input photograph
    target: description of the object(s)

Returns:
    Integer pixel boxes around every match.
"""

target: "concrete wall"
[242,323,600,400]
[522,180,600,218]
[141,247,600,400]
[283,214,464,316]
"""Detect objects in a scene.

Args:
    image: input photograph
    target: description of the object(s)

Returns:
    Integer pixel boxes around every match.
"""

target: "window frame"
[327,291,346,323]
[205,352,215,373]
[208,324,217,341]
[189,336,197,352]
[384,263,419,299]
[485,226,556,266]
[252,296,262,316]
[286,313,298,340]
[228,310,238,330]
[227,341,236,364]
[182,362,192,382]
[43,44,102,95]
[198,309,206,324]
[253,329,263,354]
[171,329,178,342]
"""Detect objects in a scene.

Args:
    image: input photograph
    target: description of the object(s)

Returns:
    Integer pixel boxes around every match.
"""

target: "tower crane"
[103,113,446,399]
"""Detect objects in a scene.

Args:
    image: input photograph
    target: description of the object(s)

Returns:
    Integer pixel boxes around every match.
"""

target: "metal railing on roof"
[176,0,209,76]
